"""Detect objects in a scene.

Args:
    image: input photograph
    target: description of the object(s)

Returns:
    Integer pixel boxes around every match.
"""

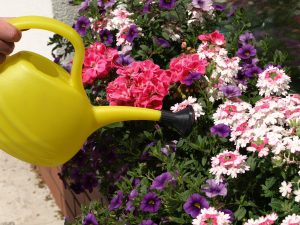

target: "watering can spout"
[93,106,195,136]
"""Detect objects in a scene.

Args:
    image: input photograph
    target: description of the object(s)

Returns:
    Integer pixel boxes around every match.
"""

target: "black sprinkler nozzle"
[159,106,195,136]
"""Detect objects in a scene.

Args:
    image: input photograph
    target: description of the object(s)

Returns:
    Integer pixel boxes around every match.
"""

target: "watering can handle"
[8,16,85,90]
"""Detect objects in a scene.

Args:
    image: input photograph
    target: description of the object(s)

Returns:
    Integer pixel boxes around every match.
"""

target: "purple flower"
[143,0,153,13]
[159,0,176,9]
[210,123,231,138]
[239,32,255,45]
[83,213,98,225]
[139,219,158,225]
[183,72,202,86]
[244,65,263,78]
[129,189,139,200]
[125,200,135,212]
[97,0,115,9]
[116,54,134,66]
[213,4,225,11]
[133,178,141,187]
[237,44,256,60]
[75,16,91,36]
[78,0,90,12]
[150,172,173,191]
[201,179,227,198]
[69,182,84,194]
[109,191,123,211]
[220,85,241,98]
[192,0,213,11]
[221,209,235,222]
[126,25,139,43]
[82,172,98,193]
[235,71,248,85]
[183,194,209,218]
[154,37,170,48]
[99,29,113,46]
[140,192,161,213]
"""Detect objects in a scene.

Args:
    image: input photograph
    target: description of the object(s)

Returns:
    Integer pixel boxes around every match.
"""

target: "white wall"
[0,0,54,59]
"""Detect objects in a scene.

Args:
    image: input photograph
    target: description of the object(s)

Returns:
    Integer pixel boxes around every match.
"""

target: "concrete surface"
[0,0,65,224]
[0,151,64,225]
[52,0,79,25]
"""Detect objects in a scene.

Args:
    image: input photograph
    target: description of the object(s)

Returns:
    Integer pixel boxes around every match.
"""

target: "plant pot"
[36,166,107,221]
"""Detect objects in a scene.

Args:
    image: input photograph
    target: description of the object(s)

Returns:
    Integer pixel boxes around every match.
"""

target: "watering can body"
[0,16,194,167]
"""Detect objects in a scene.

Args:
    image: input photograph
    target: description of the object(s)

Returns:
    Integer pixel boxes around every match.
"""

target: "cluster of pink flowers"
[82,42,118,85]
[244,213,278,225]
[170,96,205,120]
[223,95,300,158]
[192,207,231,225]
[209,150,250,181]
[256,66,291,96]
[244,213,300,225]
[197,31,243,102]
[106,60,174,109]
[280,214,300,225]
[169,53,208,84]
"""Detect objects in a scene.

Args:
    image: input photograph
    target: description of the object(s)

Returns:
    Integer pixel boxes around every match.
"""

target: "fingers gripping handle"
[8,16,85,89]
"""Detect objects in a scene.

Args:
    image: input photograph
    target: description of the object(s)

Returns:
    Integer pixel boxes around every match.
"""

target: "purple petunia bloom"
[237,44,257,60]
[129,189,139,200]
[244,65,263,78]
[126,25,139,43]
[125,200,135,212]
[213,4,225,11]
[154,37,170,48]
[183,193,209,218]
[221,209,235,222]
[192,0,213,11]
[235,71,248,85]
[139,219,158,225]
[201,179,227,198]
[143,0,153,13]
[239,32,255,45]
[83,213,98,225]
[133,178,141,187]
[210,123,231,138]
[140,192,161,213]
[183,72,202,86]
[97,0,115,9]
[159,0,176,9]
[99,29,113,46]
[74,16,91,36]
[109,191,123,211]
[78,0,90,12]
[150,172,173,191]
[220,85,241,98]
[116,54,134,66]
[82,172,98,193]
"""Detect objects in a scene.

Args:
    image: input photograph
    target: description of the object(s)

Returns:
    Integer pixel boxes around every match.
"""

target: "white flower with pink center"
[106,6,133,30]
[192,207,231,225]
[244,213,278,225]
[247,137,270,157]
[210,150,250,180]
[256,66,290,96]
[170,96,204,120]
[280,214,300,225]
[213,101,252,127]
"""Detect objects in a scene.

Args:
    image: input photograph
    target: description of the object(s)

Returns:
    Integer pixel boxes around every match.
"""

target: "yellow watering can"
[0,16,194,167]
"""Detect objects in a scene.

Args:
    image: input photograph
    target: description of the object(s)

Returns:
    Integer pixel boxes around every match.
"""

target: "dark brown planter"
[36,166,107,221]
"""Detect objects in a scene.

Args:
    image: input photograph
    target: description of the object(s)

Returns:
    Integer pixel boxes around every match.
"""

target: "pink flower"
[82,42,118,85]
[280,214,300,225]
[198,30,226,46]
[169,53,208,84]
[244,213,278,225]
[210,150,249,181]
[192,207,231,225]
[106,60,174,109]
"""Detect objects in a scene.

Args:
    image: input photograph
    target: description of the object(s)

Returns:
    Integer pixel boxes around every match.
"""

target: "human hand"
[0,18,22,63]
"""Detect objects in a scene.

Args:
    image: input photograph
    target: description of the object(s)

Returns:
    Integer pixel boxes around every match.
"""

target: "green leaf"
[234,207,247,220]
[169,217,186,223]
